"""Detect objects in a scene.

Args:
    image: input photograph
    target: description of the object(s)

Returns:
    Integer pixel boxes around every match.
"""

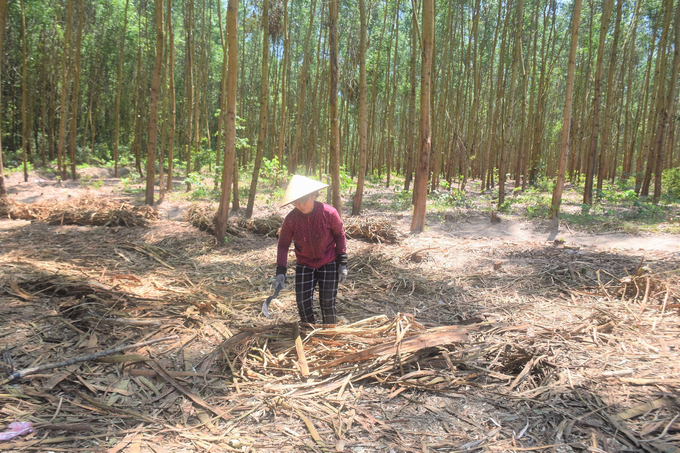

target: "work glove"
[275,274,286,291]
[338,265,348,284]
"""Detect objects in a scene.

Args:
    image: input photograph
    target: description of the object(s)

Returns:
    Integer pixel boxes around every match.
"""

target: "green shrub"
[663,167,680,200]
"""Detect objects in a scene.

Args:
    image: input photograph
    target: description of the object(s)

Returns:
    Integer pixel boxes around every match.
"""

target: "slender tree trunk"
[652,0,680,203]
[411,0,434,233]
[634,24,656,192]
[145,0,164,205]
[215,2,227,186]
[277,0,289,174]
[40,30,48,167]
[621,2,640,179]
[596,0,622,193]
[20,0,29,182]
[498,0,523,208]
[184,0,194,179]
[583,0,613,205]
[68,0,85,180]
[290,0,317,173]
[245,0,269,219]
[491,1,511,194]
[0,0,7,195]
[166,0,176,191]
[157,0,170,201]
[215,0,238,243]
[352,0,368,215]
[386,0,399,188]
[191,5,202,176]
[329,0,341,214]
[403,13,418,192]
[112,0,130,178]
[551,0,583,218]
[131,4,144,177]
[641,1,672,197]
[483,0,502,191]
[57,0,75,180]
[368,6,389,176]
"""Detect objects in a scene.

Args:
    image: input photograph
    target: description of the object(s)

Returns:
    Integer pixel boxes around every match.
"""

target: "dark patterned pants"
[295,262,338,325]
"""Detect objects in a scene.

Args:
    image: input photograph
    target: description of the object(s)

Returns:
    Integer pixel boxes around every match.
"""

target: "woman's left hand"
[338,265,348,284]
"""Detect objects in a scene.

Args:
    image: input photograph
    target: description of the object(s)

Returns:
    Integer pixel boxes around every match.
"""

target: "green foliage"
[388,190,412,211]
[184,172,218,200]
[429,189,472,208]
[663,167,680,201]
[7,161,34,174]
[259,156,287,182]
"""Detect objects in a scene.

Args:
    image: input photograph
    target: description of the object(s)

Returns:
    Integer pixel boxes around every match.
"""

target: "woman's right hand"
[275,274,286,290]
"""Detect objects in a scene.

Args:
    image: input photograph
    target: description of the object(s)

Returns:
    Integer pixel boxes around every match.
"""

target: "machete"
[262,282,283,318]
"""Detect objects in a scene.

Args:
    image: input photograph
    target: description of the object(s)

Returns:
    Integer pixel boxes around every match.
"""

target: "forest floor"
[1,166,679,453]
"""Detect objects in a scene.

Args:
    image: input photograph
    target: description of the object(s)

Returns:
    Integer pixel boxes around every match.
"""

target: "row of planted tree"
[0,0,678,230]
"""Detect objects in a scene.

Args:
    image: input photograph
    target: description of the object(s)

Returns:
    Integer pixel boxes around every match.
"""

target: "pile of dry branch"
[344,215,400,243]
[0,195,158,227]
[237,214,283,237]
[184,203,245,237]
[186,203,283,238]
[195,314,476,396]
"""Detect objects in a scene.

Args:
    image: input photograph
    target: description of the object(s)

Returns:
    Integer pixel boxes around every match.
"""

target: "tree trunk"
[352,0,368,215]
[20,0,29,182]
[290,0,317,173]
[596,0,622,194]
[215,0,238,243]
[191,3,202,177]
[184,0,194,179]
[582,0,613,205]
[57,0,75,180]
[621,2,640,179]
[551,0,583,218]
[0,0,7,195]
[368,6,389,177]
[411,0,434,233]
[112,0,130,178]
[276,0,289,175]
[652,0,680,203]
[386,0,399,188]
[403,12,418,192]
[145,0,164,205]
[329,0,341,214]
[215,1,227,186]
[166,0,176,191]
[131,4,145,177]
[68,0,85,180]
[245,0,269,219]
[634,23,657,193]
[498,0,523,209]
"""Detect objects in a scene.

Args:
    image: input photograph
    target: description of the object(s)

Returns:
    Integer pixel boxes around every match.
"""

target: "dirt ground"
[1,168,679,452]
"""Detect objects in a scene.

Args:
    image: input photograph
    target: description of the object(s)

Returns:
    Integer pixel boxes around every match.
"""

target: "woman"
[275,175,347,325]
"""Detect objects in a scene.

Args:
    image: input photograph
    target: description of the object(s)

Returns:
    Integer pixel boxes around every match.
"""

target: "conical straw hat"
[280,175,329,207]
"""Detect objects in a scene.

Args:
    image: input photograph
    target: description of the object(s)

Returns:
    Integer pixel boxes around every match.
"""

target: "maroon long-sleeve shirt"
[277,201,347,274]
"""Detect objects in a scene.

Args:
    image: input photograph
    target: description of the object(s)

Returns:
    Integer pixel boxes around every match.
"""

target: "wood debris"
[0,195,158,227]
[344,215,400,243]
[1,197,679,451]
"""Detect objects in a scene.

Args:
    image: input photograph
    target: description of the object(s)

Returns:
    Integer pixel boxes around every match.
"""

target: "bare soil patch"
[1,170,679,452]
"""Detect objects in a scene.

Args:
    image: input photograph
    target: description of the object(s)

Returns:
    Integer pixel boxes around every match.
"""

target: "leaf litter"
[0,193,679,452]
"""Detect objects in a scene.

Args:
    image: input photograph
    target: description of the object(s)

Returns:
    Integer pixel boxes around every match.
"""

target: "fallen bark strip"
[0,336,177,385]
